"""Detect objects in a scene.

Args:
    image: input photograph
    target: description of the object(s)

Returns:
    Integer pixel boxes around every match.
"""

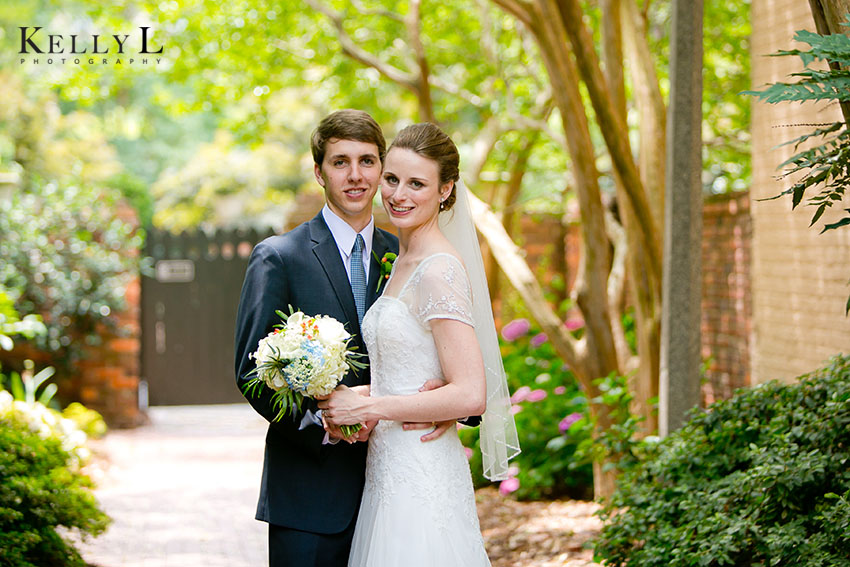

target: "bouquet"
[243,307,366,437]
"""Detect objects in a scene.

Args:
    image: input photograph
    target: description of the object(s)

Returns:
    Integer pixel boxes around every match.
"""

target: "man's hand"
[403,419,456,442]
[321,411,353,443]
[352,419,378,442]
[402,378,457,442]
[319,385,373,443]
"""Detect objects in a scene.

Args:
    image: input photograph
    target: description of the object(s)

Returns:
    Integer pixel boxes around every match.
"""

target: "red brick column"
[71,200,147,428]
[76,276,146,428]
[701,192,752,403]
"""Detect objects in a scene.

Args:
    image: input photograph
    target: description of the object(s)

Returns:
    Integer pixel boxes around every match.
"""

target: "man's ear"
[314,163,325,187]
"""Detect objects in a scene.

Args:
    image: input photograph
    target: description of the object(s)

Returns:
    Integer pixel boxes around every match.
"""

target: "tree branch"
[305,0,418,91]
[604,207,633,372]
[622,0,667,223]
[405,0,436,122]
[807,0,850,125]
[428,76,485,107]
[490,0,535,28]
[557,0,662,287]
[467,116,503,181]
[468,188,584,375]
[350,0,404,22]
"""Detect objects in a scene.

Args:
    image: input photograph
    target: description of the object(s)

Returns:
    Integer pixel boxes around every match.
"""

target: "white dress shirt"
[321,204,373,282]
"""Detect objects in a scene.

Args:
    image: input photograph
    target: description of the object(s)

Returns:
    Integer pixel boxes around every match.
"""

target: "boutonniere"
[373,251,397,294]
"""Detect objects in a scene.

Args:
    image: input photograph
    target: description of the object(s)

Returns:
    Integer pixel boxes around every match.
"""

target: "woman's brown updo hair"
[388,123,460,211]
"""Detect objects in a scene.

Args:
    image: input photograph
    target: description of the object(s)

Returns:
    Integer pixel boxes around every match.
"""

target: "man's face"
[314,138,381,229]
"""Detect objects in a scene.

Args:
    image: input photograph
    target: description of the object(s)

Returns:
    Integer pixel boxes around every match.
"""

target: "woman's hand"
[317,385,373,426]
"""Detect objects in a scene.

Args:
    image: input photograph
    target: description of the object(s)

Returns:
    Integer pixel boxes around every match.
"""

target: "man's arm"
[400,378,481,442]
[234,240,325,455]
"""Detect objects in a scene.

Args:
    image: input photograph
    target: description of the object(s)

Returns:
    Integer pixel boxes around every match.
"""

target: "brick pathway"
[77,404,603,567]
[79,404,268,567]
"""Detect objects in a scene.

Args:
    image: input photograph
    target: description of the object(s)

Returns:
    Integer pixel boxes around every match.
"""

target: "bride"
[319,122,520,566]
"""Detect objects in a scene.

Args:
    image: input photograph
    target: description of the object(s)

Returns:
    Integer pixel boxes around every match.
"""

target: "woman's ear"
[440,180,455,202]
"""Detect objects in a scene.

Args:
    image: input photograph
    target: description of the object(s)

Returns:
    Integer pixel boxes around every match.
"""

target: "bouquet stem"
[339,424,362,438]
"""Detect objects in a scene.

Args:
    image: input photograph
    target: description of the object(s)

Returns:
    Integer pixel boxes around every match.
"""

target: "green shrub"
[0,407,110,567]
[0,181,144,373]
[460,319,594,500]
[594,355,850,567]
[62,402,108,439]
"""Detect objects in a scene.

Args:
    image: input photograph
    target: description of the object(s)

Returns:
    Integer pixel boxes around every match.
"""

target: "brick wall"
[701,192,752,402]
[66,201,146,427]
[289,189,756,400]
[518,202,755,402]
[750,0,850,384]
[73,275,146,428]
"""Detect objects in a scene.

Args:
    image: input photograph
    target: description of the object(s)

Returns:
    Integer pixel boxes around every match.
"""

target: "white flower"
[284,311,304,332]
[245,311,359,420]
[314,316,350,346]
[1,398,90,469]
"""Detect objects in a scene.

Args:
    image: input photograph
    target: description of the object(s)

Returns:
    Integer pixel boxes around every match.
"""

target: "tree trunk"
[622,0,667,226]
[809,0,850,125]
[811,0,850,36]
[589,400,619,501]
[557,0,662,286]
[565,0,664,433]
[534,0,620,385]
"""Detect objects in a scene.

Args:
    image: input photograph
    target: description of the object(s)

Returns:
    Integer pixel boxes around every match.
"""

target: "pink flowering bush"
[460,322,593,500]
[500,318,531,341]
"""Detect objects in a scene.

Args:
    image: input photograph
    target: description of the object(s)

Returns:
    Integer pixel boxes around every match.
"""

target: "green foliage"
[2,0,753,229]
[572,372,655,479]
[150,129,301,232]
[460,321,593,500]
[0,180,143,370]
[62,402,108,439]
[0,289,46,352]
[594,355,850,567]
[645,0,752,193]
[745,22,850,256]
[0,412,110,567]
[745,21,850,314]
[0,65,146,371]
[1,360,58,408]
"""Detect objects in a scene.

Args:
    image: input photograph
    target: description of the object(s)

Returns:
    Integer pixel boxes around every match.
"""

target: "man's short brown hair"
[310,109,387,166]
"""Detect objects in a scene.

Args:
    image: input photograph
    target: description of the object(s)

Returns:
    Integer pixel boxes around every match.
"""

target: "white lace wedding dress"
[348,253,490,567]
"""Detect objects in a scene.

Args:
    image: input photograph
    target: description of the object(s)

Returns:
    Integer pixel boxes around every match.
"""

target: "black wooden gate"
[141,227,273,406]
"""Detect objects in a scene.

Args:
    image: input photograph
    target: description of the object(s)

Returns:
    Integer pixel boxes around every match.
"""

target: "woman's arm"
[318,318,486,425]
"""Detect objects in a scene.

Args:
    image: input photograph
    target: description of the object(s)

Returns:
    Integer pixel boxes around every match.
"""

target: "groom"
[235,109,444,567]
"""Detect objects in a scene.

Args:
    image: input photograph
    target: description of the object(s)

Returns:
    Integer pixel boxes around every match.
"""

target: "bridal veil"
[439,180,521,481]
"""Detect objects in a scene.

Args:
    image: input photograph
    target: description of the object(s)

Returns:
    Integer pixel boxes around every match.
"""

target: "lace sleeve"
[410,254,475,330]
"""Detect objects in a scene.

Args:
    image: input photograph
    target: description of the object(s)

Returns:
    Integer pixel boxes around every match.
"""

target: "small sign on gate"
[155,259,195,283]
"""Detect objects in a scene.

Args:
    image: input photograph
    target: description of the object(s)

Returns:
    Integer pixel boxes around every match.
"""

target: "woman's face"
[380,148,452,231]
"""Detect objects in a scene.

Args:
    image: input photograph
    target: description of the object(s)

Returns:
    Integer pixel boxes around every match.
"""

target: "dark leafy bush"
[0,180,144,373]
[460,319,594,500]
[0,411,110,567]
[594,355,850,567]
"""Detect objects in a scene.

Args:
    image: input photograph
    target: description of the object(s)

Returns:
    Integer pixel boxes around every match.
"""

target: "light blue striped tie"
[351,234,367,324]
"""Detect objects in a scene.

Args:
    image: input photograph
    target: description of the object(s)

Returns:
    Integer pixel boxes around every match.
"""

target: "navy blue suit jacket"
[234,212,398,534]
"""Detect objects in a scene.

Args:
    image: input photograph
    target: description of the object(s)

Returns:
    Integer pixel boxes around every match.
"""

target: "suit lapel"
[309,214,360,336]
[368,228,394,307]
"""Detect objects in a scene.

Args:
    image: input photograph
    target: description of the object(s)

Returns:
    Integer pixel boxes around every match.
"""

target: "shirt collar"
[321,204,374,257]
